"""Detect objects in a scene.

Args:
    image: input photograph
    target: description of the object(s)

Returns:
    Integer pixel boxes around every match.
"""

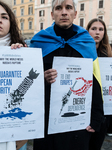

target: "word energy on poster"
[48,57,93,134]
[99,58,112,115]
[0,46,44,142]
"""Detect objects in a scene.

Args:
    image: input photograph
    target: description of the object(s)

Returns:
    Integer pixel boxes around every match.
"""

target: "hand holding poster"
[0,46,44,142]
[99,57,112,115]
[48,57,93,134]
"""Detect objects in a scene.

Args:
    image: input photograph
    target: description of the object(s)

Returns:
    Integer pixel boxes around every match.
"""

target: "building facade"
[12,0,35,39]
[34,0,112,43]
[75,0,112,43]
[34,0,52,34]
[0,0,12,8]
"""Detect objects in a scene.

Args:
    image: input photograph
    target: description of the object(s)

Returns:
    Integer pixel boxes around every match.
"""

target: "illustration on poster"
[60,77,92,116]
[0,68,39,120]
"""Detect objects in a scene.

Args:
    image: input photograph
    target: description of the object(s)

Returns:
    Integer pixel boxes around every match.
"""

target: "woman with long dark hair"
[0,1,27,150]
[86,18,112,150]
[0,1,25,46]
[86,18,111,57]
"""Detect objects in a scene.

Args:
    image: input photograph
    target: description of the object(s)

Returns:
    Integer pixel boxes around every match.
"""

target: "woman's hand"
[44,69,57,84]
[11,43,27,49]
[86,126,95,132]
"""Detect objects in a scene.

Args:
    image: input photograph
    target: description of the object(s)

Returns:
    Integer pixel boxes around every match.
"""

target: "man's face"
[51,0,77,29]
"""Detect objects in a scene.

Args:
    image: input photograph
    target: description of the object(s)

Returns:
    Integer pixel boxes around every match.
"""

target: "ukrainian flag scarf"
[30,23,102,90]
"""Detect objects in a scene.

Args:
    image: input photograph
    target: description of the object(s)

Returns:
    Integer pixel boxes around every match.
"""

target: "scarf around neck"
[30,23,97,61]
[0,33,11,46]
[30,23,102,92]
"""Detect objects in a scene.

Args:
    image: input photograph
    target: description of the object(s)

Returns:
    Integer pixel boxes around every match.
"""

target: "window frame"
[99,0,103,8]
[40,22,43,30]
[80,3,84,11]
[14,0,16,5]
[41,0,45,4]
[20,22,24,30]
[21,8,24,16]
[79,18,84,27]
[13,9,16,16]
[28,5,33,15]
[39,10,45,17]
[21,0,24,4]
[98,16,103,20]
[29,21,32,29]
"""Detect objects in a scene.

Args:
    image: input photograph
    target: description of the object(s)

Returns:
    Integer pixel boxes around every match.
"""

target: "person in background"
[30,0,104,150]
[0,1,27,150]
[86,18,112,150]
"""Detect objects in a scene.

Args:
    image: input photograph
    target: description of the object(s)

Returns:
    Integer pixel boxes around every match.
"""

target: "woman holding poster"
[86,18,112,150]
[0,1,27,150]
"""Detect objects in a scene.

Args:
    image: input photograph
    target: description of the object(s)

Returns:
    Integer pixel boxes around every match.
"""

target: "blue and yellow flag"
[30,23,102,93]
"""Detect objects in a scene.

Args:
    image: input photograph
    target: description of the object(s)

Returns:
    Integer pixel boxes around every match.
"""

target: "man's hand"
[86,126,95,133]
[44,69,57,84]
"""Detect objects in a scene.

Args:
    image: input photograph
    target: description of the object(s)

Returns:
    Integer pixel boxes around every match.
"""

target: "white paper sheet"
[0,46,44,142]
[48,57,93,134]
[99,57,112,115]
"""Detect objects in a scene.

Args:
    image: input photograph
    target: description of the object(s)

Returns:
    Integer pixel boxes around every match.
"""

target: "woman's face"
[0,5,10,38]
[88,21,104,44]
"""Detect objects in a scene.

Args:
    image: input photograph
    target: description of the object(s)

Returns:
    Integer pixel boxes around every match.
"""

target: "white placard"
[99,57,112,115]
[48,57,93,134]
[0,46,44,142]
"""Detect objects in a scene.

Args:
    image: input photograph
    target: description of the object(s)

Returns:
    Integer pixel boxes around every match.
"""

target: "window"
[21,0,24,3]
[39,10,45,17]
[40,23,43,30]
[99,0,103,8]
[21,8,24,16]
[98,16,103,20]
[80,18,84,27]
[14,0,16,5]
[80,3,84,11]
[20,22,24,30]
[13,10,16,16]
[29,21,32,29]
[41,0,45,4]
[28,6,33,15]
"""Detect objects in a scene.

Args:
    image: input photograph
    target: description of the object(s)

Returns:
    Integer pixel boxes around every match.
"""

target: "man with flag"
[30,0,104,149]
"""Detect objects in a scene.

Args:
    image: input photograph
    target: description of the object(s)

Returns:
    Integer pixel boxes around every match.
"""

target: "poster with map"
[0,46,44,142]
[48,57,93,134]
